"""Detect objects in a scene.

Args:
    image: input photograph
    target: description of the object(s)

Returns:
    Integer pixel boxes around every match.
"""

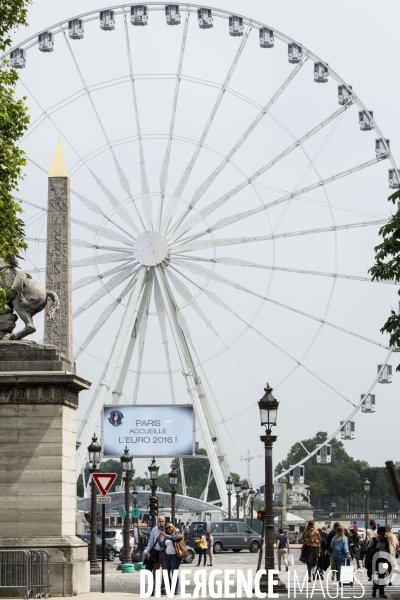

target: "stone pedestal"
[0,341,91,596]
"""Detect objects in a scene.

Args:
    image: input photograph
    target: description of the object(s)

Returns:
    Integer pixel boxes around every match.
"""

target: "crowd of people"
[143,516,214,596]
[296,519,399,598]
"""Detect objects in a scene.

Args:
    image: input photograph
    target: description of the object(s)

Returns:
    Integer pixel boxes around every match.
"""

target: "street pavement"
[85,546,400,597]
[4,546,400,599]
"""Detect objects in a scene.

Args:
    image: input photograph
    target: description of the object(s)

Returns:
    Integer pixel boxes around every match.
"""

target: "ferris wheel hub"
[132,231,169,266]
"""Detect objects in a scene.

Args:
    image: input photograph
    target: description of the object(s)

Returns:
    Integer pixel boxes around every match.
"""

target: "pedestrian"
[159,522,183,596]
[144,515,168,596]
[320,527,328,540]
[348,528,361,569]
[330,526,351,583]
[176,520,182,531]
[315,529,328,580]
[301,520,321,583]
[196,532,208,567]
[327,522,340,581]
[183,523,190,541]
[294,532,299,544]
[361,520,378,580]
[206,530,214,566]
[138,530,146,563]
[385,525,397,587]
[275,528,290,572]
[353,521,359,533]
[366,526,390,598]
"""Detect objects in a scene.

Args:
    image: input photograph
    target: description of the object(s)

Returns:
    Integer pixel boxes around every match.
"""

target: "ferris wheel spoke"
[60,27,146,230]
[72,187,141,238]
[76,265,147,476]
[153,276,178,406]
[271,108,346,236]
[165,267,218,336]
[173,265,357,410]
[178,254,395,285]
[158,10,190,230]
[72,262,134,291]
[162,23,253,236]
[172,217,388,253]
[177,59,308,233]
[71,217,134,246]
[74,279,135,360]
[170,258,388,348]
[71,252,135,269]
[171,102,355,242]
[71,240,129,252]
[132,271,153,405]
[123,12,153,230]
[73,264,138,319]
[83,174,140,236]
[173,166,386,251]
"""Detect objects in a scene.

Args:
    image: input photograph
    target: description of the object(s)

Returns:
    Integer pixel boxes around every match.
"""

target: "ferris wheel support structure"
[111,272,152,405]
[155,265,229,508]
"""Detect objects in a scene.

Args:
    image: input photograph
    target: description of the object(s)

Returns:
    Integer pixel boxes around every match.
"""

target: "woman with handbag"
[301,520,321,582]
[159,523,184,596]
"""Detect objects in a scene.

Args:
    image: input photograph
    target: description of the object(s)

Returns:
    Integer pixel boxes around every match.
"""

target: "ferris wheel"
[4,3,399,507]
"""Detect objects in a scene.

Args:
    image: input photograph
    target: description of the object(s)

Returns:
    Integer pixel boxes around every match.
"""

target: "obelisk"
[0,140,91,597]
[44,139,73,363]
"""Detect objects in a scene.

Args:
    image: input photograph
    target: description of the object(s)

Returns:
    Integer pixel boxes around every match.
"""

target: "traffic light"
[257,510,265,521]
[149,495,158,517]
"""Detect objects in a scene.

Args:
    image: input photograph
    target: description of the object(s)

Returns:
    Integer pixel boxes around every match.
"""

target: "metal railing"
[0,549,50,599]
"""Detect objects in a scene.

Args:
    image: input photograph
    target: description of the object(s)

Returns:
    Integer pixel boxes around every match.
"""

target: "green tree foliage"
[0,0,31,309]
[369,189,400,367]
[275,431,400,511]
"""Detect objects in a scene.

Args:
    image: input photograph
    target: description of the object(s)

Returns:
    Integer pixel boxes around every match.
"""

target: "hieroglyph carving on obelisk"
[44,139,73,362]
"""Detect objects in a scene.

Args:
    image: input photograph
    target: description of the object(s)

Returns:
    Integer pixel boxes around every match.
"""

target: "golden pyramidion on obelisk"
[44,139,73,364]
[48,138,68,177]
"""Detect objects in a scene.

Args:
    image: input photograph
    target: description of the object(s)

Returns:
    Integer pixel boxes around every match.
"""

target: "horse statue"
[0,255,59,340]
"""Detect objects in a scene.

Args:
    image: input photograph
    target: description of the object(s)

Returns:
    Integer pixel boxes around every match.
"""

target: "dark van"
[186,521,261,554]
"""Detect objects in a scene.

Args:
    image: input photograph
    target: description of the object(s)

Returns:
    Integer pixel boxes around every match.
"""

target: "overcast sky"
[9,0,400,493]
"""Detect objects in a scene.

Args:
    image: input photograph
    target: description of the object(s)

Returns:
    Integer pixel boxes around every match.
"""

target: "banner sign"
[103,404,194,457]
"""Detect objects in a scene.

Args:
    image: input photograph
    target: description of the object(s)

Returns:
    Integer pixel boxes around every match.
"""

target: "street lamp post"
[383,500,389,526]
[88,434,102,574]
[248,487,257,530]
[226,476,233,520]
[120,446,133,565]
[148,457,160,528]
[364,479,370,534]
[132,487,139,525]
[234,480,242,521]
[258,383,285,593]
[241,481,250,523]
[169,464,178,525]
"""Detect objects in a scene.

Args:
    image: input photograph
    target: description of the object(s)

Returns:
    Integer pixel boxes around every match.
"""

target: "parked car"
[77,534,116,561]
[186,521,261,554]
[103,529,124,553]
[182,545,195,564]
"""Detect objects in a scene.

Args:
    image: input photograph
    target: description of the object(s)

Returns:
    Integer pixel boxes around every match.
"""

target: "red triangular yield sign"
[92,473,117,496]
